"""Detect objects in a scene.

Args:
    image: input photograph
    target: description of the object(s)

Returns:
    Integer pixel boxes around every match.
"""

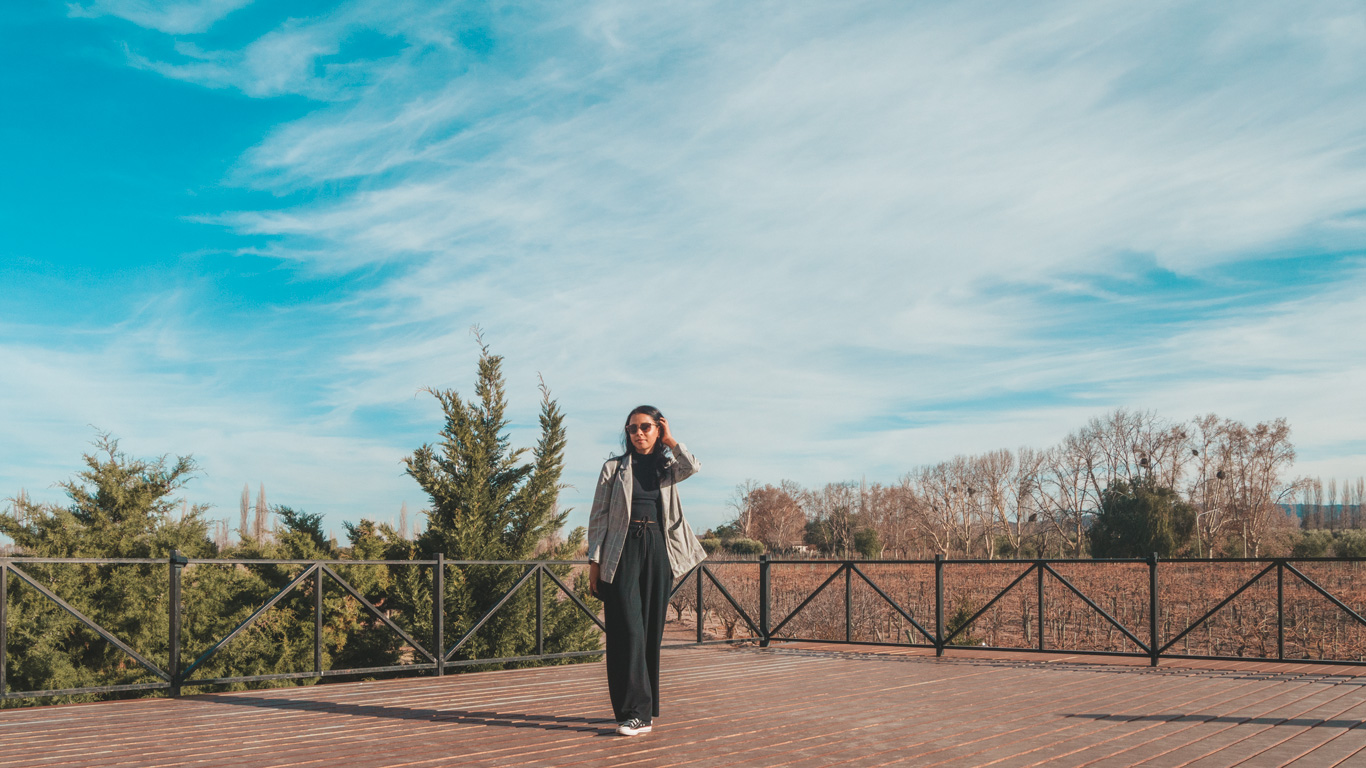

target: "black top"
[630,452,662,523]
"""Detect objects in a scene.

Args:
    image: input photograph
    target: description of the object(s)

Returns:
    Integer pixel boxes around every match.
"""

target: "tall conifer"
[405,336,598,666]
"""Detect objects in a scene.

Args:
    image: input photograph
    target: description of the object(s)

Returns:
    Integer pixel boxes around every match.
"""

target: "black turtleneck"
[630,452,662,523]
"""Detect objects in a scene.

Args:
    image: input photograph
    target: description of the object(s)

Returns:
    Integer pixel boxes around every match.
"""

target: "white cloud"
[0,332,426,537]
[69,0,253,34]
[28,0,1366,533]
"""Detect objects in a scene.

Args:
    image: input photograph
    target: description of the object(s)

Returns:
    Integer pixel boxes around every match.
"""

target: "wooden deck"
[4,645,1366,767]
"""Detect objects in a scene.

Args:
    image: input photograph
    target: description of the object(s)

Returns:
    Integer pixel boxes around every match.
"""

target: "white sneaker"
[616,718,653,736]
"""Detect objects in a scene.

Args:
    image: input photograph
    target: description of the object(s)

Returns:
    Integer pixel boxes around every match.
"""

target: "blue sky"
[3,0,1365,540]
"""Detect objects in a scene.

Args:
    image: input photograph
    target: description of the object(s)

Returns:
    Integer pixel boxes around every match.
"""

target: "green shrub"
[945,597,982,646]
[725,538,765,555]
[1334,530,1366,558]
[1291,530,1335,558]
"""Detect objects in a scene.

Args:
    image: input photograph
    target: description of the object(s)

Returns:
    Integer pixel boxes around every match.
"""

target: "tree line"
[718,409,1348,559]
[0,340,599,703]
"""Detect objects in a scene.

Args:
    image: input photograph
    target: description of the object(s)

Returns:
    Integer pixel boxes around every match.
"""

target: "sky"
[2,0,1365,541]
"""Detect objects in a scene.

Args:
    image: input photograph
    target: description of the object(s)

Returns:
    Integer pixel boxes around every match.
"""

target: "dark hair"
[622,405,671,479]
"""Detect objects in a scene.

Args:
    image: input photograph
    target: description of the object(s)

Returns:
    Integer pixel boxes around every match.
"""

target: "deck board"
[3,646,1365,767]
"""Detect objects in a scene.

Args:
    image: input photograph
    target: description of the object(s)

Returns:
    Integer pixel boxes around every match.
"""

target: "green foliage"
[0,436,427,706]
[1334,530,1366,558]
[853,528,881,559]
[276,505,327,551]
[403,340,598,668]
[1291,530,1336,558]
[2,434,213,559]
[725,538,765,555]
[803,518,882,559]
[945,597,982,646]
[1089,479,1196,559]
[0,435,216,704]
[699,537,722,554]
[712,522,741,540]
[1,345,601,705]
[803,519,834,553]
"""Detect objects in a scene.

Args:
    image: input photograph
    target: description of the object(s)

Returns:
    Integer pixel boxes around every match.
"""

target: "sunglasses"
[626,423,657,435]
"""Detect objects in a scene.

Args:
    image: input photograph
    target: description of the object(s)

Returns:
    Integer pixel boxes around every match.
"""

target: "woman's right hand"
[588,561,601,596]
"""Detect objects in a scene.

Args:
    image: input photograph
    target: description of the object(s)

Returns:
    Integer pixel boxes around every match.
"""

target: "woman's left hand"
[658,416,678,448]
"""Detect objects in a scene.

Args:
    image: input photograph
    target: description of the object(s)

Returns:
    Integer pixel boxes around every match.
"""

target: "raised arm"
[658,416,699,483]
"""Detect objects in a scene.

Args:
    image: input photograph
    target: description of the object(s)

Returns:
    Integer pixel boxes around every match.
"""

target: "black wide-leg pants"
[600,521,672,722]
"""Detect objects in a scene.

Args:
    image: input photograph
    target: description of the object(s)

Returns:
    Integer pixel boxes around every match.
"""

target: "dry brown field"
[672,558,1366,663]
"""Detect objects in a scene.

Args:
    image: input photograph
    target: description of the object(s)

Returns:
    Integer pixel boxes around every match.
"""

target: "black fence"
[4,553,1366,702]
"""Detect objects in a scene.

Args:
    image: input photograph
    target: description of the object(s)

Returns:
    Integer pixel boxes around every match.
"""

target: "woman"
[587,405,707,736]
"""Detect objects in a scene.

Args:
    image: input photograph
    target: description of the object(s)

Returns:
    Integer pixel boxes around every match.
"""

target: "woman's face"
[626,413,659,454]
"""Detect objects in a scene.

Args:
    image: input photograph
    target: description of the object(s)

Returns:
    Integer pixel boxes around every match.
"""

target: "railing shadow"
[200,692,616,734]
[1064,712,1366,729]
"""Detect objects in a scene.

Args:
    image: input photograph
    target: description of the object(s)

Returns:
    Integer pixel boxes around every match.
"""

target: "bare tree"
[1188,414,1234,557]
[1040,437,1095,557]
[253,483,268,542]
[1354,478,1366,529]
[910,458,980,556]
[803,482,860,557]
[1301,478,1324,529]
[1327,478,1340,531]
[12,488,30,527]
[751,481,806,552]
[239,483,250,542]
[866,480,919,558]
[1008,447,1048,556]
[912,464,945,554]
[1220,418,1300,556]
[971,449,1014,558]
[727,479,762,540]
[213,518,231,550]
[725,407,1307,561]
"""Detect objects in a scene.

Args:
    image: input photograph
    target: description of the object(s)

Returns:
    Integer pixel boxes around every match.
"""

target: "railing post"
[433,554,445,677]
[1,560,8,696]
[696,565,705,643]
[169,550,186,697]
[1277,560,1284,660]
[1036,560,1045,652]
[535,564,544,657]
[935,553,944,656]
[845,562,853,643]
[758,554,770,648]
[1148,552,1160,667]
[313,564,323,676]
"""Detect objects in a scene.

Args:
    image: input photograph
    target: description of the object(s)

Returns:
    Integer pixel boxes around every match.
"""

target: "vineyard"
[671,557,1366,662]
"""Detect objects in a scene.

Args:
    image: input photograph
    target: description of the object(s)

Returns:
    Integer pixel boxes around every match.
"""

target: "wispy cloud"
[69,0,254,34]
[10,0,1366,532]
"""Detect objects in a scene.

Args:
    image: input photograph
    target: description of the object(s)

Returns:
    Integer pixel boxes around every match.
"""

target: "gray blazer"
[586,443,708,583]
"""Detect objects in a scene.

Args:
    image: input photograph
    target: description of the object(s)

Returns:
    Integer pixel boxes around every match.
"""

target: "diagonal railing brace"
[7,564,169,682]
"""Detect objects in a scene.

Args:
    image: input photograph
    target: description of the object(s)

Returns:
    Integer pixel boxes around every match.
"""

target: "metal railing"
[752,554,1366,667]
[4,553,1366,702]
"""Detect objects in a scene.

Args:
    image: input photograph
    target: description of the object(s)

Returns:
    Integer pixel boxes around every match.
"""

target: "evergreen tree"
[1089,478,1196,558]
[0,437,439,704]
[0,434,215,703]
[404,339,599,667]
